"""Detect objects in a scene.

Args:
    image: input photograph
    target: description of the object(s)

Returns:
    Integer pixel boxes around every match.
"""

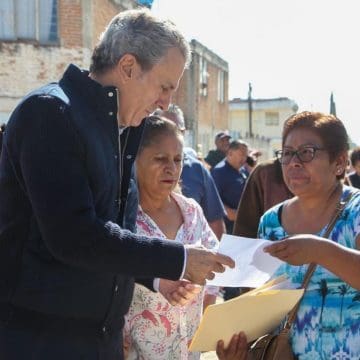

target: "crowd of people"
[1,7,360,360]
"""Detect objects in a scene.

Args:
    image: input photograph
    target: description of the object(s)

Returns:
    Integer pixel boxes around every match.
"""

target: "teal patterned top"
[258,186,360,359]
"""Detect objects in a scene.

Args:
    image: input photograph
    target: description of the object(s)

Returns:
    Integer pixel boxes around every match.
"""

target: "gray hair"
[166,104,184,120]
[90,9,191,74]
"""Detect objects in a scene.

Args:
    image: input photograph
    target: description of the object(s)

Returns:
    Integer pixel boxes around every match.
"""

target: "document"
[207,234,284,287]
[189,276,304,352]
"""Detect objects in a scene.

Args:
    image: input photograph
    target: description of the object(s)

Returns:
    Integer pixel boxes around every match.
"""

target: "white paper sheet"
[207,234,284,287]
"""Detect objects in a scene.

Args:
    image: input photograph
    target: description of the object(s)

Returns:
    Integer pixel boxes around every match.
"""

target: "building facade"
[172,39,229,156]
[0,0,141,124]
[229,97,298,159]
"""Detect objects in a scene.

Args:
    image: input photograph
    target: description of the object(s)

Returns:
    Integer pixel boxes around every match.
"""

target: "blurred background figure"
[243,148,262,176]
[346,147,360,188]
[211,140,249,235]
[211,139,249,300]
[205,130,231,168]
[124,116,219,360]
[233,157,293,239]
[155,105,226,240]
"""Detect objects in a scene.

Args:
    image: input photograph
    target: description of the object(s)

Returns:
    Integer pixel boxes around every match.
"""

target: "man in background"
[205,130,231,168]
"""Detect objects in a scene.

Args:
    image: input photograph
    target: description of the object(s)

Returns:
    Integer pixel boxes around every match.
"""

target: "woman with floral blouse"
[124,116,219,360]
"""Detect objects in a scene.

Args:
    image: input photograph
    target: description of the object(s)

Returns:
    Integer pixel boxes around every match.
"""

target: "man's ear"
[116,53,138,83]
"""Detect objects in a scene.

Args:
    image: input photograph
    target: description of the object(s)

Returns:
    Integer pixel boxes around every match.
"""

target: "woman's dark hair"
[350,147,360,167]
[283,111,349,160]
[139,115,183,153]
[282,111,349,179]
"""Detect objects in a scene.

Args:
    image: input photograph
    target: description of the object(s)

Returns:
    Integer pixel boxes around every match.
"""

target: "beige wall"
[229,98,298,159]
[172,40,229,154]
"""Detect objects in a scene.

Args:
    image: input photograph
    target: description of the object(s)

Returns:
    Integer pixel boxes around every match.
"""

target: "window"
[217,70,225,103]
[265,112,279,126]
[199,56,208,97]
[0,0,58,44]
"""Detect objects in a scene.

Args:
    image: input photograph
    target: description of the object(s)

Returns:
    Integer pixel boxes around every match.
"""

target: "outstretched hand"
[263,234,326,266]
[184,245,235,285]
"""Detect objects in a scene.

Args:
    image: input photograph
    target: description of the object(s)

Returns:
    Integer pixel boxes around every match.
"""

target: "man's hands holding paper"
[184,245,235,285]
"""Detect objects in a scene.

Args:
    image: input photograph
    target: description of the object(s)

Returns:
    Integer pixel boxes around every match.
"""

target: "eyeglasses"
[275,146,325,165]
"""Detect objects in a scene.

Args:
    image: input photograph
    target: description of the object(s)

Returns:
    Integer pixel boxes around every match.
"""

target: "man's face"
[118,48,185,127]
[217,136,231,153]
[229,145,248,169]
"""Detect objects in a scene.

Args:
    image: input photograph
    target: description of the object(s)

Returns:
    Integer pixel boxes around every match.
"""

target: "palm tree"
[318,279,329,326]
[338,284,350,326]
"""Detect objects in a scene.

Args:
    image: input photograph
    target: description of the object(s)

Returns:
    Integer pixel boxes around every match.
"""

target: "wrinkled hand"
[159,279,201,306]
[184,246,235,285]
[216,332,248,360]
[263,234,326,266]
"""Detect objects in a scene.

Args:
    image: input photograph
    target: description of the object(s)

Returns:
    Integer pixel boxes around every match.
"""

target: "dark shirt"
[211,160,248,233]
[348,172,360,189]
[233,158,293,238]
[181,148,225,222]
[205,149,226,168]
[0,64,184,335]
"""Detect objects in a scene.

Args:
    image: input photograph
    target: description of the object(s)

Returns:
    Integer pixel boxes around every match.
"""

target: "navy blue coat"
[0,65,184,334]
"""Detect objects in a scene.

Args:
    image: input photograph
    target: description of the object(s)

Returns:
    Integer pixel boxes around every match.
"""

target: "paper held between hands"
[207,234,284,287]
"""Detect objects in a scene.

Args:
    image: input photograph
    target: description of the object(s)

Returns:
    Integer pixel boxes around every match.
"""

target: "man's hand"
[184,246,235,285]
[159,279,201,306]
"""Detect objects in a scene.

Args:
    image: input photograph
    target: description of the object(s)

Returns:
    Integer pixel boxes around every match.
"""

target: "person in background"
[205,131,231,168]
[233,158,293,239]
[346,147,360,188]
[211,140,249,235]
[124,117,219,360]
[0,9,234,360]
[211,140,249,300]
[155,105,226,240]
[242,149,261,176]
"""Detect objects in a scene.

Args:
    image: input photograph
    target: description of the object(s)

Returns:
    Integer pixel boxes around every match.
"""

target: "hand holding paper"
[207,234,284,287]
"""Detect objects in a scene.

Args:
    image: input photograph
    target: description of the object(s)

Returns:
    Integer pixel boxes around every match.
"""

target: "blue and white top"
[258,186,360,359]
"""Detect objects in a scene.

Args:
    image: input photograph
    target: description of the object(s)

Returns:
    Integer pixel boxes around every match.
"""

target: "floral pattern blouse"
[124,192,219,360]
[258,186,360,359]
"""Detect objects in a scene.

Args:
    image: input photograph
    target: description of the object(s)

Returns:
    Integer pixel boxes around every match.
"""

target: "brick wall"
[59,0,83,48]
[0,0,138,119]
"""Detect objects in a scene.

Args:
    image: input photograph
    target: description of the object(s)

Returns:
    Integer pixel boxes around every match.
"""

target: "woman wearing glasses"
[216,111,360,359]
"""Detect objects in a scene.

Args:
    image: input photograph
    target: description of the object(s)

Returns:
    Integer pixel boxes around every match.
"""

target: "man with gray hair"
[0,9,233,359]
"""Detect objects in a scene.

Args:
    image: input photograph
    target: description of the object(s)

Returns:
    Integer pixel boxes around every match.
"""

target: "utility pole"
[248,82,253,137]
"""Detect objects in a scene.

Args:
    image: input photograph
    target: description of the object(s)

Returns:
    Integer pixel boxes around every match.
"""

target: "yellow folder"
[189,276,304,352]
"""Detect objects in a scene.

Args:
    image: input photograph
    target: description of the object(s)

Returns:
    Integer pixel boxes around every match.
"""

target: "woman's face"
[282,128,345,197]
[136,133,183,198]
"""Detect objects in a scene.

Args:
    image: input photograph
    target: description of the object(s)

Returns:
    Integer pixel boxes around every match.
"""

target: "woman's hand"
[263,234,327,265]
[216,332,248,360]
[159,279,201,306]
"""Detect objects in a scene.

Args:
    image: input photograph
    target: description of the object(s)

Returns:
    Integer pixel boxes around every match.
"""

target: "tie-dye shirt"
[258,186,360,359]
[124,192,219,360]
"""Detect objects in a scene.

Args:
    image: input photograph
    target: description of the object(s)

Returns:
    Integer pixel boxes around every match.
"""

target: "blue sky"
[152,0,360,145]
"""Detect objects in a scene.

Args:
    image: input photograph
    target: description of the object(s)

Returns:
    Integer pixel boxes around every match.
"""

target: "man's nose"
[156,92,172,111]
